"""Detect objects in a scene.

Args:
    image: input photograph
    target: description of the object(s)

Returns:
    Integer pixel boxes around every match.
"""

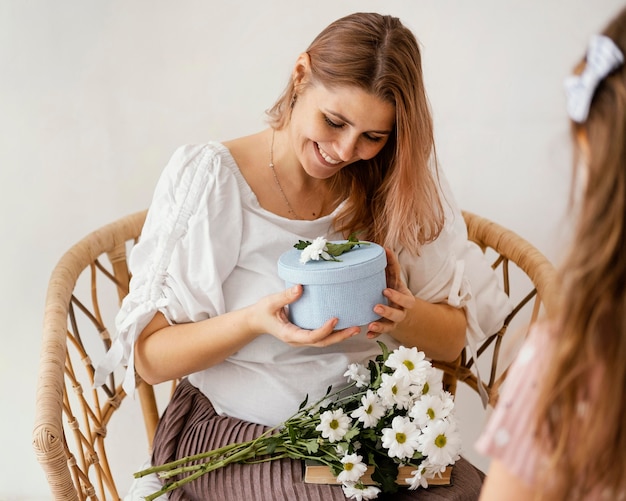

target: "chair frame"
[433,211,558,403]
[33,209,557,500]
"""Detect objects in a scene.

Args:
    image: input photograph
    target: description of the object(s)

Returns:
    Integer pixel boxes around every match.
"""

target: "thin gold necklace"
[269,129,301,219]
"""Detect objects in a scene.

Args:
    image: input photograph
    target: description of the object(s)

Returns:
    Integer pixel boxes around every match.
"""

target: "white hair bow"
[564,34,624,123]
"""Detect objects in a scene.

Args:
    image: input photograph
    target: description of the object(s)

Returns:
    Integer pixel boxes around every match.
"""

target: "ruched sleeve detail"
[94,143,243,395]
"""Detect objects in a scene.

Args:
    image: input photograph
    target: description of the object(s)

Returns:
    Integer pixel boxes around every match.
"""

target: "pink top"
[476,323,620,500]
[475,322,551,486]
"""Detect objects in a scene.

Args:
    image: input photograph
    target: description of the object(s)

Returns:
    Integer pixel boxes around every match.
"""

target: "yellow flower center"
[403,360,415,370]
[392,385,398,395]
[396,432,407,444]
[366,404,373,414]
[422,382,430,395]
[330,420,339,430]
[345,463,354,471]
[427,408,435,420]
[435,434,447,448]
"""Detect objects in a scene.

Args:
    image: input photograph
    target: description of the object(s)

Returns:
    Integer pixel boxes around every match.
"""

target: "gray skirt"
[152,379,484,501]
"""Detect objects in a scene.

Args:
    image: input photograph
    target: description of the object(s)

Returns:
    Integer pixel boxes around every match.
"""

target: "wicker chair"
[32,210,558,501]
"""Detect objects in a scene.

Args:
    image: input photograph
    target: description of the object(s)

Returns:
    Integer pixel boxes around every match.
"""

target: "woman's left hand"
[366,248,415,339]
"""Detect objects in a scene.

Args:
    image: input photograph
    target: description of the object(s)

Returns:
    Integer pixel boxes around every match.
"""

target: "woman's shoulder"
[166,141,238,176]
[144,142,246,223]
[158,141,244,195]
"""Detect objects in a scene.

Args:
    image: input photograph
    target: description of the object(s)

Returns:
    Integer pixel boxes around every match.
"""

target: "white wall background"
[2,0,624,499]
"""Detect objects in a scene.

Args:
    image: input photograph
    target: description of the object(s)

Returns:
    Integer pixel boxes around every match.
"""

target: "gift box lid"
[277,242,386,285]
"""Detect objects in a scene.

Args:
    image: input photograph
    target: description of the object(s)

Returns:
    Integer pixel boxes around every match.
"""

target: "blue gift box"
[277,241,388,330]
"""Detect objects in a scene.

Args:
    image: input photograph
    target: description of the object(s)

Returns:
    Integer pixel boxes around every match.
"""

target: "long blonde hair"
[266,13,443,254]
[534,7,626,499]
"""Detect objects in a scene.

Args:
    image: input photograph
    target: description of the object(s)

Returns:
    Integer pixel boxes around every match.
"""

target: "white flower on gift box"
[299,236,332,263]
[381,415,421,459]
[409,392,455,427]
[417,418,462,466]
[295,233,370,264]
[344,363,371,388]
[378,372,413,410]
[350,389,386,429]
[341,482,381,501]
[316,408,352,443]
[337,453,368,483]
[385,346,430,386]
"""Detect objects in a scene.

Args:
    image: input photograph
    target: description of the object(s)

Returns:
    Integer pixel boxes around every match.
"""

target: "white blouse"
[94,142,512,426]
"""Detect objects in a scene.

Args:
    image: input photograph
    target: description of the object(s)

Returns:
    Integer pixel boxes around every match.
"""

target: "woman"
[476,6,626,500]
[96,12,512,500]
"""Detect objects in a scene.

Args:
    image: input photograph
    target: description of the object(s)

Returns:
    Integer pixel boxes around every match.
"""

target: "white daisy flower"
[420,368,444,396]
[385,346,431,385]
[378,372,413,410]
[351,390,386,428]
[315,408,352,443]
[337,453,368,483]
[405,459,447,490]
[406,461,429,490]
[417,418,462,466]
[344,363,371,388]
[341,482,381,501]
[381,415,421,459]
[299,236,331,263]
[408,392,455,427]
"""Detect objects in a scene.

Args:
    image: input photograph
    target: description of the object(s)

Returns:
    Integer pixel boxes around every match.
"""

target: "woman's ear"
[292,52,312,87]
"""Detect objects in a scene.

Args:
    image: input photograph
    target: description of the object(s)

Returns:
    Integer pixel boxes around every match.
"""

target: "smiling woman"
[90,11,513,501]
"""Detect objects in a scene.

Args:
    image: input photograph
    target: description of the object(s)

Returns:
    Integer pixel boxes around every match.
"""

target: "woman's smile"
[316,143,342,165]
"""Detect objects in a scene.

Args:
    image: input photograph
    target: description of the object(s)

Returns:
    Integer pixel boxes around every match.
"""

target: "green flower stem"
[135,422,288,479]
[138,380,361,499]
[145,442,270,500]
[135,442,244,478]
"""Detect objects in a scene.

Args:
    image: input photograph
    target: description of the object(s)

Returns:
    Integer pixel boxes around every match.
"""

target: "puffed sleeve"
[94,144,243,395]
[398,172,513,404]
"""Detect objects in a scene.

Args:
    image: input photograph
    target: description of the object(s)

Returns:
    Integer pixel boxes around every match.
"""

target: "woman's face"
[288,81,396,180]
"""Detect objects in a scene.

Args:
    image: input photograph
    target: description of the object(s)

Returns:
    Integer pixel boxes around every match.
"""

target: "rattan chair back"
[32,210,558,500]
[433,211,559,404]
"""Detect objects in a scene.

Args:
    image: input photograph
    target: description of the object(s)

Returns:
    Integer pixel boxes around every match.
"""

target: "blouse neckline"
[211,141,345,226]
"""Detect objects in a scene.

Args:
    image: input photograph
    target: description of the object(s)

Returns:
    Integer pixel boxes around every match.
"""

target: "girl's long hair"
[533,6,626,499]
[266,13,443,253]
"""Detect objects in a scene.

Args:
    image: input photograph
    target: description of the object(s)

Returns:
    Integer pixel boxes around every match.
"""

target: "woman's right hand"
[248,284,361,347]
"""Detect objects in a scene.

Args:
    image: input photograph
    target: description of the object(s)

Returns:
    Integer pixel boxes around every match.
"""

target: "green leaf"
[264,436,283,455]
[294,239,312,250]
[377,341,391,362]
[343,426,360,442]
[288,425,297,445]
[298,395,309,411]
[368,358,382,388]
[371,458,400,494]
[303,439,320,454]
[324,237,370,258]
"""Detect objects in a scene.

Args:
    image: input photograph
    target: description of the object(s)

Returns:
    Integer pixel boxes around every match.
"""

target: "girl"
[477,6,626,501]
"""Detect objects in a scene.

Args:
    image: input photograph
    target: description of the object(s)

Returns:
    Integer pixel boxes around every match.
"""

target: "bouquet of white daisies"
[135,342,461,501]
